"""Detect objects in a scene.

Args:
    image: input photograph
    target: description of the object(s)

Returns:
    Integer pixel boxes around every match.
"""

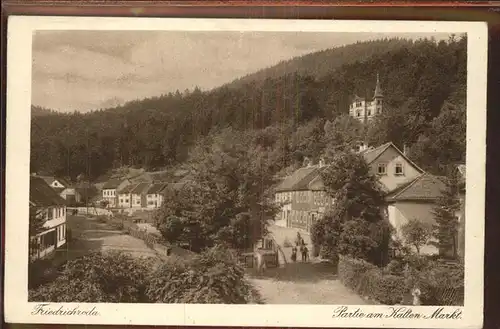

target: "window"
[136,200,140,205]
[356,110,361,117]
[356,101,362,107]
[377,163,387,175]
[395,163,405,176]
[377,100,382,105]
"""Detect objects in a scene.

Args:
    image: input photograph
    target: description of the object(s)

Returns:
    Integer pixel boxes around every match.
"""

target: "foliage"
[29,251,153,302]
[432,168,461,258]
[312,151,390,265]
[145,245,263,304]
[338,255,406,305]
[401,218,433,254]
[155,128,278,252]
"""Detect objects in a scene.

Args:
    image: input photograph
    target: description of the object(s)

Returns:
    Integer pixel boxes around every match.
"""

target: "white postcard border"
[5,17,487,328]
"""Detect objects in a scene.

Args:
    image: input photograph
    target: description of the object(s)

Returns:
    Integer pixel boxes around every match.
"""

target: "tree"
[322,115,364,160]
[432,169,461,258]
[155,128,278,252]
[311,151,390,265]
[401,218,432,254]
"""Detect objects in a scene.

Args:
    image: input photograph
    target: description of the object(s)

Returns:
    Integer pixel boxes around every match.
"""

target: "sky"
[32,31,453,112]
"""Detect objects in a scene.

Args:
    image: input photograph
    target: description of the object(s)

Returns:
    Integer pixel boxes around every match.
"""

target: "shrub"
[338,255,406,305]
[29,251,153,303]
[146,245,262,304]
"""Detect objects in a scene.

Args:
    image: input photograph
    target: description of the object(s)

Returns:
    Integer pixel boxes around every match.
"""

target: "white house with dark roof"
[118,183,136,208]
[102,178,130,208]
[146,183,168,209]
[131,182,151,209]
[30,176,68,261]
[385,173,447,255]
[359,142,424,193]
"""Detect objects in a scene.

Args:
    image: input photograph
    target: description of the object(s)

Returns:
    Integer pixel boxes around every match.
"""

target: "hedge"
[338,255,464,306]
[338,255,406,305]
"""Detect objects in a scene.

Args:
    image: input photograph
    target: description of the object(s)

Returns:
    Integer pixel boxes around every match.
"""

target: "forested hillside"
[30,36,466,182]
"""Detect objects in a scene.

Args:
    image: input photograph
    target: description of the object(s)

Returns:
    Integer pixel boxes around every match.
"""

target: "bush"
[146,245,262,304]
[29,251,153,303]
[338,255,406,305]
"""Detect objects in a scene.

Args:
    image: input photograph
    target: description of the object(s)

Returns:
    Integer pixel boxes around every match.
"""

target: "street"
[64,215,158,260]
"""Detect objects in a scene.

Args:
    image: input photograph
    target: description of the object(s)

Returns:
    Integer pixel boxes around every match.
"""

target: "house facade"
[349,73,384,123]
[360,142,424,193]
[131,183,150,208]
[60,187,82,205]
[385,173,446,255]
[118,184,135,208]
[146,183,168,209]
[102,178,130,208]
[30,176,68,261]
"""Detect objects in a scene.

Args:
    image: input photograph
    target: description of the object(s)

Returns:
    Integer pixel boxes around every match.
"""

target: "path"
[62,215,158,260]
[248,224,368,305]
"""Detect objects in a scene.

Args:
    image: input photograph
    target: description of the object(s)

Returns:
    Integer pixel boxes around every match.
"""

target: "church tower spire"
[373,72,383,99]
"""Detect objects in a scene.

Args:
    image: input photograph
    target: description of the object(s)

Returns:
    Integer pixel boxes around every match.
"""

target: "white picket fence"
[68,207,113,217]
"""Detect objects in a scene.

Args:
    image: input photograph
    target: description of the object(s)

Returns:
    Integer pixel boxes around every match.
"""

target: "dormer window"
[395,163,405,176]
[377,163,387,175]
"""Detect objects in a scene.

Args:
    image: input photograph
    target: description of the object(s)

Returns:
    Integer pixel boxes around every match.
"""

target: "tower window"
[377,100,382,105]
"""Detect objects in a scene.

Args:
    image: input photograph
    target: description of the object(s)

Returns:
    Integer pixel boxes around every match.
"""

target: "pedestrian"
[302,245,309,262]
[291,246,297,262]
[295,232,302,246]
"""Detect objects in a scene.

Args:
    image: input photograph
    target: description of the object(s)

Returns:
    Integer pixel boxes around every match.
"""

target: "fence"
[126,226,171,258]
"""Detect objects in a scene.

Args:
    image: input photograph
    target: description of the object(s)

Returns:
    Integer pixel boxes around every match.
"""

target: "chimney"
[403,144,409,156]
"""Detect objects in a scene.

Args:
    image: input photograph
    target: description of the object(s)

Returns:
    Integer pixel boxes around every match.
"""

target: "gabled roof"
[103,178,125,189]
[131,182,151,195]
[118,184,136,194]
[386,173,446,202]
[30,176,67,207]
[147,183,168,194]
[361,142,425,173]
[36,175,71,188]
[275,166,320,192]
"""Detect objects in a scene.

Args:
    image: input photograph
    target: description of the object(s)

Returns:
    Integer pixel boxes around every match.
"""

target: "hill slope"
[30,36,466,181]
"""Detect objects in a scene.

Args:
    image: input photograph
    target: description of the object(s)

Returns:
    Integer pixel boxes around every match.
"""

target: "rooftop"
[386,173,446,202]
[30,176,67,207]
[131,182,151,195]
[275,166,320,192]
[103,178,125,189]
[147,183,168,194]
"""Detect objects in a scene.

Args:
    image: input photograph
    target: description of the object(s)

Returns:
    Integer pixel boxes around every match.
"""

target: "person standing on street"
[302,245,309,262]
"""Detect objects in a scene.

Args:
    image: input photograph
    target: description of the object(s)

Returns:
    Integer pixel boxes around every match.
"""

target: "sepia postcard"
[4,16,486,328]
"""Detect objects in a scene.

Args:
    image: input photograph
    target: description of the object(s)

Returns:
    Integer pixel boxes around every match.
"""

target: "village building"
[35,175,71,190]
[60,187,82,205]
[118,183,136,208]
[385,173,446,255]
[349,73,384,123]
[146,183,168,209]
[29,176,68,261]
[359,142,424,192]
[274,142,425,233]
[130,182,151,209]
[102,178,130,208]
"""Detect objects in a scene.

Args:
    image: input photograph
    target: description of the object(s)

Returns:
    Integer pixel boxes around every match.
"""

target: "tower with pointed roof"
[349,73,384,122]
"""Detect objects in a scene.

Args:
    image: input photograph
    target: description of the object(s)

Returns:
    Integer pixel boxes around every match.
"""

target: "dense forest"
[30,36,466,182]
